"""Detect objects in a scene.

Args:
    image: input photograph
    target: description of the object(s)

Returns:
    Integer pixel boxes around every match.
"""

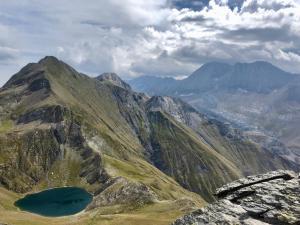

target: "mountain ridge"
[128,60,300,165]
[129,60,299,95]
[96,72,132,90]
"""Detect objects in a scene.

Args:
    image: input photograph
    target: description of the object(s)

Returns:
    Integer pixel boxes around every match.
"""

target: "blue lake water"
[14,187,93,217]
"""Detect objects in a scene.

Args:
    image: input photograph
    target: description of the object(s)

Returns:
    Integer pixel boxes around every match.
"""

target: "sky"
[0,0,300,85]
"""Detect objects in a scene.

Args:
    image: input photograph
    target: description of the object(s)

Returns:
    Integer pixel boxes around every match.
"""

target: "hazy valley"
[129,61,300,166]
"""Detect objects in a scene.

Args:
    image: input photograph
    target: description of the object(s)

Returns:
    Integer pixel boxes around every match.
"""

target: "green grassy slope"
[194,120,294,175]
[148,110,241,202]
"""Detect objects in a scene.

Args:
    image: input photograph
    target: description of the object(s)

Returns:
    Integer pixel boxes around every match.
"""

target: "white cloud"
[139,0,300,73]
[0,0,300,86]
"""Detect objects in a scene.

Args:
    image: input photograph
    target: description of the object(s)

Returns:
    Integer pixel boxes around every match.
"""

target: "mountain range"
[129,61,300,165]
[0,57,298,225]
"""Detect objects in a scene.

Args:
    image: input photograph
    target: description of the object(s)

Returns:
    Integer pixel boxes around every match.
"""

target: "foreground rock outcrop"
[172,170,300,225]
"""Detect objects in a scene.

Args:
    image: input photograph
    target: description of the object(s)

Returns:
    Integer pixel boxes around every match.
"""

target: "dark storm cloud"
[170,0,244,10]
[170,0,208,10]
[219,25,295,43]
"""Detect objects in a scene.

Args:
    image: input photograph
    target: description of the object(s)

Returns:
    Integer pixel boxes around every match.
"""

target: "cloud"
[141,0,300,74]
[0,47,19,62]
[0,0,300,86]
[241,0,296,12]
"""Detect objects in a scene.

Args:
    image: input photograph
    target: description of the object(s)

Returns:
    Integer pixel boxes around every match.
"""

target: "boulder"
[172,170,300,225]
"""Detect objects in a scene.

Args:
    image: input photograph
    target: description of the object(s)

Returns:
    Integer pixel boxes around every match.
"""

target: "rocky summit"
[172,170,300,225]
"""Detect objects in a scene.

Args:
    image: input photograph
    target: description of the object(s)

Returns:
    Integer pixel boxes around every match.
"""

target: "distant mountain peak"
[96,72,131,90]
[146,95,198,124]
[2,56,76,90]
[189,62,232,79]
[202,61,231,67]
[38,56,61,64]
[234,60,284,70]
[129,59,299,101]
[38,55,76,73]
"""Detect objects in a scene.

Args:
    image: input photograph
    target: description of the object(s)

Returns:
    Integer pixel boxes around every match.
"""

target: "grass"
[103,154,206,204]
[35,147,92,192]
[0,119,13,133]
[0,187,194,225]
[147,110,241,202]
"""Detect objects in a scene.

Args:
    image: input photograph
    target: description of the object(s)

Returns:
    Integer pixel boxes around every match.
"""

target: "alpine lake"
[14,187,93,217]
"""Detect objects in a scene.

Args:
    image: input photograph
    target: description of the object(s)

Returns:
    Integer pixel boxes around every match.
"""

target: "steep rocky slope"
[97,72,132,90]
[98,74,244,203]
[172,170,299,225]
[146,96,297,177]
[147,109,240,201]
[97,74,294,202]
[129,61,300,164]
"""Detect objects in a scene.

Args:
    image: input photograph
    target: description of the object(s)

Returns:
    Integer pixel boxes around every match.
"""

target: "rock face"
[172,170,300,225]
[88,177,157,210]
[0,107,109,193]
[97,73,132,90]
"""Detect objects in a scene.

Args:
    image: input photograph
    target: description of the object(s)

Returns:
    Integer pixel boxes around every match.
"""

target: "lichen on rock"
[172,170,300,225]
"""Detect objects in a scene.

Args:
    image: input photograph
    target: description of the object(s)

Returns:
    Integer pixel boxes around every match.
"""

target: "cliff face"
[172,170,300,225]
[0,103,109,194]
